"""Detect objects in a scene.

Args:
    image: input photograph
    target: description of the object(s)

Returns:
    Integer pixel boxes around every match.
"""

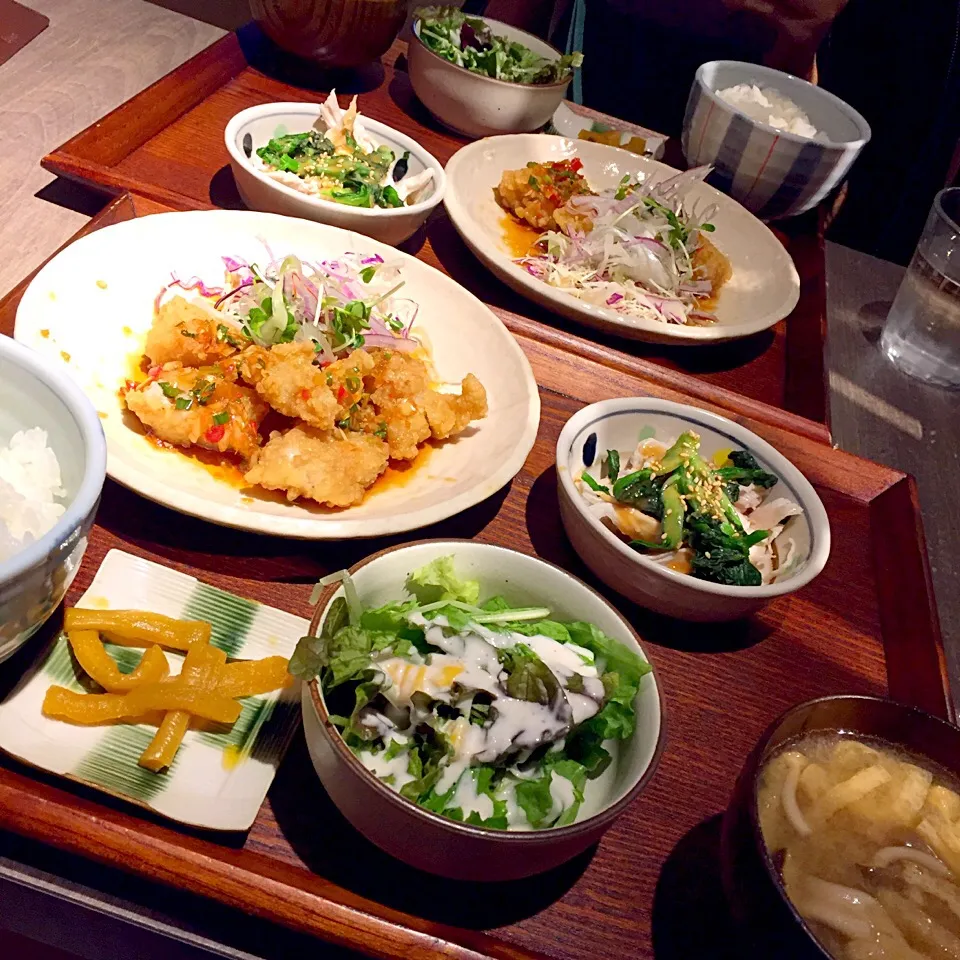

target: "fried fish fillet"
[125,364,267,459]
[244,426,389,507]
[239,344,374,431]
[364,349,431,460]
[691,235,733,309]
[144,296,243,367]
[421,374,488,439]
[495,160,594,231]
[362,349,488,460]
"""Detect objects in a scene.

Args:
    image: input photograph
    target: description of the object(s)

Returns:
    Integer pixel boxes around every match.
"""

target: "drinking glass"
[881,187,960,388]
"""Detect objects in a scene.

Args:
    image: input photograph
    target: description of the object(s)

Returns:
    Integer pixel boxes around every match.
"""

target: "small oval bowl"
[0,337,106,662]
[556,398,830,622]
[721,695,960,959]
[682,60,871,220]
[407,17,572,138]
[224,102,446,246]
[302,539,664,881]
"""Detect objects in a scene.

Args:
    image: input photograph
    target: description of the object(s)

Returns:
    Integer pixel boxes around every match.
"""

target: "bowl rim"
[224,102,447,219]
[411,15,573,91]
[694,59,872,148]
[556,398,832,599]
[0,336,106,582]
[305,537,666,842]
[741,694,959,958]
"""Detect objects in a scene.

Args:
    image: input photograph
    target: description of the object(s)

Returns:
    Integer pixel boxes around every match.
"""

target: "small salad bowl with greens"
[557,399,831,622]
[293,540,663,881]
[409,9,581,138]
[225,93,445,246]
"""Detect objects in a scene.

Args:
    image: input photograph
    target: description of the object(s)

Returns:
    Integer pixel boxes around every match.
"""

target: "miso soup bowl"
[301,539,664,881]
[721,695,960,959]
[556,398,831,622]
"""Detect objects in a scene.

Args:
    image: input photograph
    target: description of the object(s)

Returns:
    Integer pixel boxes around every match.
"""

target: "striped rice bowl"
[682,60,871,221]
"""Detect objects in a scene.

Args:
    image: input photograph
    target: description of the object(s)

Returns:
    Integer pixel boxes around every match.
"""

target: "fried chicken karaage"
[124,306,488,508]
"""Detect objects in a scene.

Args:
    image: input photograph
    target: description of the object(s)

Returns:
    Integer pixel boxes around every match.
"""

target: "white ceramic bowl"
[408,17,571,138]
[302,539,664,880]
[15,210,540,540]
[0,337,106,662]
[444,134,800,344]
[682,60,871,220]
[224,102,445,246]
[556,399,830,622]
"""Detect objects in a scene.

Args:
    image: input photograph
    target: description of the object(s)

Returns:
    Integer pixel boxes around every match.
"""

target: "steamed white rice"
[716,83,820,139]
[0,428,66,562]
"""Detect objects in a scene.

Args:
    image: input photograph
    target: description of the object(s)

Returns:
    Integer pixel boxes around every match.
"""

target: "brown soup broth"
[757,731,960,959]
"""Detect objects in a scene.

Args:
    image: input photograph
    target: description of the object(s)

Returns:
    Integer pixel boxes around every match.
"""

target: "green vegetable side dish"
[415,7,583,85]
[253,91,434,210]
[291,557,651,831]
[577,431,803,587]
[257,132,403,210]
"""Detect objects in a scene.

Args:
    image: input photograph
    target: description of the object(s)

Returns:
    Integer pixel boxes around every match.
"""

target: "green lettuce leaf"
[500,645,562,705]
[288,596,349,680]
[422,603,474,632]
[407,556,480,605]
[480,595,511,613]
[503,619,573,645]
[514,758,587,828]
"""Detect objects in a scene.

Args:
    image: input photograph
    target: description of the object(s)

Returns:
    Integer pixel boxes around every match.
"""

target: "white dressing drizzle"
[355,613,616,827]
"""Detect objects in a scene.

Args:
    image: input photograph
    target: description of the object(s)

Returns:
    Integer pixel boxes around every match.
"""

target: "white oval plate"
[443,135,801,345]
[15,210,540,539]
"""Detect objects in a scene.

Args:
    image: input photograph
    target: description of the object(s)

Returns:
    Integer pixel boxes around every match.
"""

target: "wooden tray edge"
[1,192,946,959]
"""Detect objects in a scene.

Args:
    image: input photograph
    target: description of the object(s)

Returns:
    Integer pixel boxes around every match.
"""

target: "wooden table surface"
[0,186,946,960]
[0,3,950,959]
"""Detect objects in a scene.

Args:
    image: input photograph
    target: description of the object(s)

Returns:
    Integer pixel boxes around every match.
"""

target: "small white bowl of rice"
[0,336,106,663]
[682,60,871,220]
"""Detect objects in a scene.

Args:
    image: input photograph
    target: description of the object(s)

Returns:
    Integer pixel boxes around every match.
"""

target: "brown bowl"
[300,539,665,880]
[249,0,406,68]
[721,694,960,959]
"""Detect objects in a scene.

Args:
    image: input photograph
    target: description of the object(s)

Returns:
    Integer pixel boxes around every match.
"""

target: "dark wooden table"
[0,185,945,960]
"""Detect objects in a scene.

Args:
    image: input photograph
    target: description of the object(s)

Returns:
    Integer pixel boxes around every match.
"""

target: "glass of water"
[881,187,960,388]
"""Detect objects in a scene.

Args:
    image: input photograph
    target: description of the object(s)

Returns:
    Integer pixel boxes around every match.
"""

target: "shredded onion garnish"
[516,166,721,328]
[156,250,420,360]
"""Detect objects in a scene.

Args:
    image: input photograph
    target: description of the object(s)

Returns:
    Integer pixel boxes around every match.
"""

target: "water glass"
[881,187,960,388]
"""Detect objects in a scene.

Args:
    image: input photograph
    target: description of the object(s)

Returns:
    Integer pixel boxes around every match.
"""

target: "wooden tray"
[41,28,829,425]
[0,192,945,960]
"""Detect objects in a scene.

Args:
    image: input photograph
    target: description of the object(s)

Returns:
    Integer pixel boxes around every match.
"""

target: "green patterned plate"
[0,549,306,830]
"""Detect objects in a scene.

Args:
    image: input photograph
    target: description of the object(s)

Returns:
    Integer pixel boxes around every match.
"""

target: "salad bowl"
[556,399,831,621]
[225,101,445,246]
[301,539,664,880]
[444,134,801,344]
[408,16,573,138]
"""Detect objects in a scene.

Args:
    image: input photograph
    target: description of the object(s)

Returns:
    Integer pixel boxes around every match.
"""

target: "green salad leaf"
[415,6,582,85]
[408,556,481,605]
[500,645,562,705]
